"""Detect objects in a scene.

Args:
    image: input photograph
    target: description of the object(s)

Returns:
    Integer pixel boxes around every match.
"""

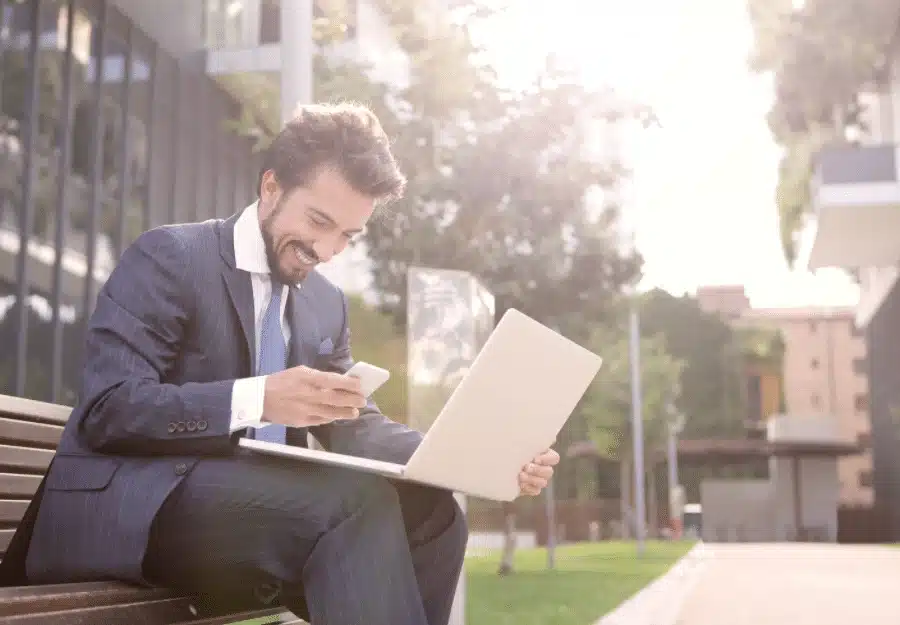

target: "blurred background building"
[697,286,873,507]
[0,0,411,403]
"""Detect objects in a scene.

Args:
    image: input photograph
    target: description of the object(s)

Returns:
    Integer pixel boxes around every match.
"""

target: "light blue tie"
[248,281,288,443]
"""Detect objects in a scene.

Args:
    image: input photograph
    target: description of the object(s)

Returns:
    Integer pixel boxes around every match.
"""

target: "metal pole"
[629,305,647,554]
[545,477,556,569]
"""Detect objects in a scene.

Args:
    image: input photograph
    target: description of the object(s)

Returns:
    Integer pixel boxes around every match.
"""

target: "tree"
[746,0,900,263]
[635,289,748,439]
[580,323,685,539]
[363,58,647,338]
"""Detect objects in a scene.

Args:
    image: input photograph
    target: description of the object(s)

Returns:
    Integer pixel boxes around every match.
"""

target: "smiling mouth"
[293,243,317,266]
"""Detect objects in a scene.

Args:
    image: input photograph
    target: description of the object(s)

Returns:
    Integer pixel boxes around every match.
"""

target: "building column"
[242,0,262,47]
[792,455,804,540]
[279,0,314,124]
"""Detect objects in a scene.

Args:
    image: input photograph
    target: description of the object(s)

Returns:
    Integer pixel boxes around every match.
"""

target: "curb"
[595,542,712,625]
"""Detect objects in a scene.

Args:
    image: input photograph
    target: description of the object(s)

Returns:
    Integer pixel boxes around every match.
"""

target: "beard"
[260,197,319,284]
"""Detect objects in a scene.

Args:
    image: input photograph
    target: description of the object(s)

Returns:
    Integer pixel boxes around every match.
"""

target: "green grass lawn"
[465,540,695,625]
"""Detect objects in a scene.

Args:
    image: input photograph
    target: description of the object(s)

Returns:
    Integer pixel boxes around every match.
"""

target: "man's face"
[257,168,375,284]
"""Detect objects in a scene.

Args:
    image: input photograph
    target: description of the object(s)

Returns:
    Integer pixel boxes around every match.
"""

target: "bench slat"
[1,527,13,552]
[173,608,300,624]
[0,416,63,447]
[0,444,54,473]
[0,499,28,523]
[0,581,182,616]
[0,597,199,625]
[0,395,71,426]
[0,582,295,624]
[0,473,43,498]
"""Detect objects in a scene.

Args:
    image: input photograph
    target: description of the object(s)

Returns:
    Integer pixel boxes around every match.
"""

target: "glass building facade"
[0,0,261,404]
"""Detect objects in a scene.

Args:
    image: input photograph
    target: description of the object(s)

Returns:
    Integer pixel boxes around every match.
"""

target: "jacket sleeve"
[76,227,236,455]
[310,292,423,464]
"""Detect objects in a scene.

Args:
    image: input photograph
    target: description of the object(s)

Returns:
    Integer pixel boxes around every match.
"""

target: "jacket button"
[174,463,188,476]
[197,419,208,431]
[167,422,177,434]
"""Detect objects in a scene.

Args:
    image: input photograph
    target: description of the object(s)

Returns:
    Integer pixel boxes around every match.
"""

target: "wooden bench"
[0,394,302,624]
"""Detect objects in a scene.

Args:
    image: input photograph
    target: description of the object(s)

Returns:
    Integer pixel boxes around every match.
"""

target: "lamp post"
[628,303,647,555]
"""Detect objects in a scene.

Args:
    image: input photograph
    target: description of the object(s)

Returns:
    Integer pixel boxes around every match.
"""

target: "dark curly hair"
[257,102,406,205]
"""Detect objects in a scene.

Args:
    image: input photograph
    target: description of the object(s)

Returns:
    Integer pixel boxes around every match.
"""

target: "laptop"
[239,308,603,501]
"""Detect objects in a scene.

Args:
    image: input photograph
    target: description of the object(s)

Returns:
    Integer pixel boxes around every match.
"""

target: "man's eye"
[309,216,328,227]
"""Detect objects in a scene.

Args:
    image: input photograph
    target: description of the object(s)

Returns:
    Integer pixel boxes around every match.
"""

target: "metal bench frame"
[0,394,300,624]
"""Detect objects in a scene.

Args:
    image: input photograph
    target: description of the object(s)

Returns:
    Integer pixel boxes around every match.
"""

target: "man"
[0,103,558,625]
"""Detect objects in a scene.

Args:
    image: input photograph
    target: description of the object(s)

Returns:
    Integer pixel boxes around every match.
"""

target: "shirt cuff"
[230,376,268,433]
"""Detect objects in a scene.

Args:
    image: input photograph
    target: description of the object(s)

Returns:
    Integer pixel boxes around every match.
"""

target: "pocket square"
[318,338,334,355]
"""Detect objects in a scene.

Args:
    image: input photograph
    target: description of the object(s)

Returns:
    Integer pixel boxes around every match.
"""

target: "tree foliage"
[735,324,786,368]
[580,323,686,463]
[578,320,684,536]
[746,0,900,263]
[636,289,748,439]
[364,67,647,340]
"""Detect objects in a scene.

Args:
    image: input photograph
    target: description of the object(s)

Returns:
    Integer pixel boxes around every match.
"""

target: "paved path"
[675,543,900,625]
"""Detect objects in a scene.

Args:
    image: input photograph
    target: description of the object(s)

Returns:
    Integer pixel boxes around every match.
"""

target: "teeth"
[294,247,315,265]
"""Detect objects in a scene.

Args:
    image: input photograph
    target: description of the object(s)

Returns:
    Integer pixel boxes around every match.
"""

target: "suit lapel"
[288,285,321,368]
[222,266,256,373]
[218,213,256,374]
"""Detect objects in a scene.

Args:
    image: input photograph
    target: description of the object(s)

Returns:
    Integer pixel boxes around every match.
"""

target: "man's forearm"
[79,378,237,455]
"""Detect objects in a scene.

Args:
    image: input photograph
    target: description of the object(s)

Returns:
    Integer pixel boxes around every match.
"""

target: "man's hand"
[262,366,368,427]
[518,448,560,497]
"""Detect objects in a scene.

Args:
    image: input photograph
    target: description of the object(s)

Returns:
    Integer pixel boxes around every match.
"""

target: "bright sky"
[478,0,860,309]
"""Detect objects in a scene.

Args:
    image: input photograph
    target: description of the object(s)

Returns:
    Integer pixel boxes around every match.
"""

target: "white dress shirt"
[228,202,296,432]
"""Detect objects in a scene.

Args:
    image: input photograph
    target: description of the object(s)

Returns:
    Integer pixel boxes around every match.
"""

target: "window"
[853,357,867,375]
[811,394,821,409]
[811,358,820,369]
[855,393,869,413]
[809,320,818,333]
[857,432,872,448]
[858,470,873,488]
[260,0,280,44]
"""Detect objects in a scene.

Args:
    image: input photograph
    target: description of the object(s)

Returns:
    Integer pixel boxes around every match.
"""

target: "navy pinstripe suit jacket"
[1,213,422,586]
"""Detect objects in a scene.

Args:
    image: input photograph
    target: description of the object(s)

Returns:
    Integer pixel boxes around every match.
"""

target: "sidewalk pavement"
[674,543,900,625]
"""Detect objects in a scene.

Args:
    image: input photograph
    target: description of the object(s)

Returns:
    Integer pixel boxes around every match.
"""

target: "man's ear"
[260,170,281,203]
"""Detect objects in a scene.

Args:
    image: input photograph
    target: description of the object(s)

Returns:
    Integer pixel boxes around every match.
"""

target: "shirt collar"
[233,201,271,274]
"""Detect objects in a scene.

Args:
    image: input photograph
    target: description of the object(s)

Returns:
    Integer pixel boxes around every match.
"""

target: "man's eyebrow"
[308,206,363,235]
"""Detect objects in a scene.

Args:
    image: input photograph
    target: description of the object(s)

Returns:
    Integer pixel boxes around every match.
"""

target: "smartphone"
[345,361,391,397]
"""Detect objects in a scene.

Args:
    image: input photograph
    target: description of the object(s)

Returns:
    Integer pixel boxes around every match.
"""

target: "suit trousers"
[142,452,467,625]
